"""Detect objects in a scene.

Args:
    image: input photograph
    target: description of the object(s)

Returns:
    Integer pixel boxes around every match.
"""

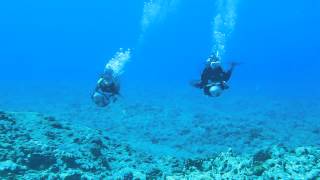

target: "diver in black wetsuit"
[192,54,237,97]
[92,69,120,107]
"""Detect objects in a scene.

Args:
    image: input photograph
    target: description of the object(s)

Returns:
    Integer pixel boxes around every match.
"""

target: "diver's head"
[206,53,220,66]
[210,60,221,69]
[103,68,114,80]
[209,85,223,97]
[208,53,220,61]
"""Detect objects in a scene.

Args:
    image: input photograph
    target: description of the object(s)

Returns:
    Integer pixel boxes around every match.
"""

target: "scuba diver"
[192,53,238,97]
[92,69,120,107]
[92,48,131,107]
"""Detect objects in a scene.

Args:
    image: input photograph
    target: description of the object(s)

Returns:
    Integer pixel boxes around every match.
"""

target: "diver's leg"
[203,86,211,96]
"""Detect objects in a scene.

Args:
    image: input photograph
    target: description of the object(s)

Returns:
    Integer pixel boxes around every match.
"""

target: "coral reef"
[1,110,320,179]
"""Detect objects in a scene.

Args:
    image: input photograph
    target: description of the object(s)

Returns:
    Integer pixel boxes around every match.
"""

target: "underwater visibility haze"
[0,0,320,178]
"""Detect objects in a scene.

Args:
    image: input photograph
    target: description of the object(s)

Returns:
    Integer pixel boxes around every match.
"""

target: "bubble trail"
[212,0,238,60]
[139,0,180,42]
[105,48,131,77]
[105,0,180,76]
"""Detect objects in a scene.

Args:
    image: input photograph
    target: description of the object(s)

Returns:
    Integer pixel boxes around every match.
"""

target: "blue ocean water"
[0,0,320,158]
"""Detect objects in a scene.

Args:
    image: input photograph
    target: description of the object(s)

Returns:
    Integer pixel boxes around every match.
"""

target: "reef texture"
[1,111,320,179]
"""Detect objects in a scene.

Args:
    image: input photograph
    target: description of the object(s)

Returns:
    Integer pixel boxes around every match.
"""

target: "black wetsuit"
[201,66,233,86]
[96,78,120,96]
[196,65,234,96]
[92,73,120,107]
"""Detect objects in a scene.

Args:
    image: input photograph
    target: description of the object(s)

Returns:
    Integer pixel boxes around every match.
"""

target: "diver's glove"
[221,81,229,90]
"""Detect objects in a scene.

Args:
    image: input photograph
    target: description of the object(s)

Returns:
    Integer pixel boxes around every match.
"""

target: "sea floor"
[1,82,319,160]
[1,108,320,179]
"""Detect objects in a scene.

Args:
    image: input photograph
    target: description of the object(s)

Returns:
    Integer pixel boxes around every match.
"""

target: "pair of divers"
[92,53,238,107]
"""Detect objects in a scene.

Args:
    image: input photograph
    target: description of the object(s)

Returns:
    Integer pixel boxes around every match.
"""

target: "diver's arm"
[200,67,211,85]
[113,82,120,95]
[95,78,103,91]
[222,62,238,82]
[223,70,232,82]
[190,68,209,89]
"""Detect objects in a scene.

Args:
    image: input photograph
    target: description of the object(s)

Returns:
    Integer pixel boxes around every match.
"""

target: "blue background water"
[0,0,320,157]
[1,0,319,89]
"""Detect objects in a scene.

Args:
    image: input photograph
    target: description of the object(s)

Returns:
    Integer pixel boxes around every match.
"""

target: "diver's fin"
[228,61,243,67]
[190,80,203,89]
